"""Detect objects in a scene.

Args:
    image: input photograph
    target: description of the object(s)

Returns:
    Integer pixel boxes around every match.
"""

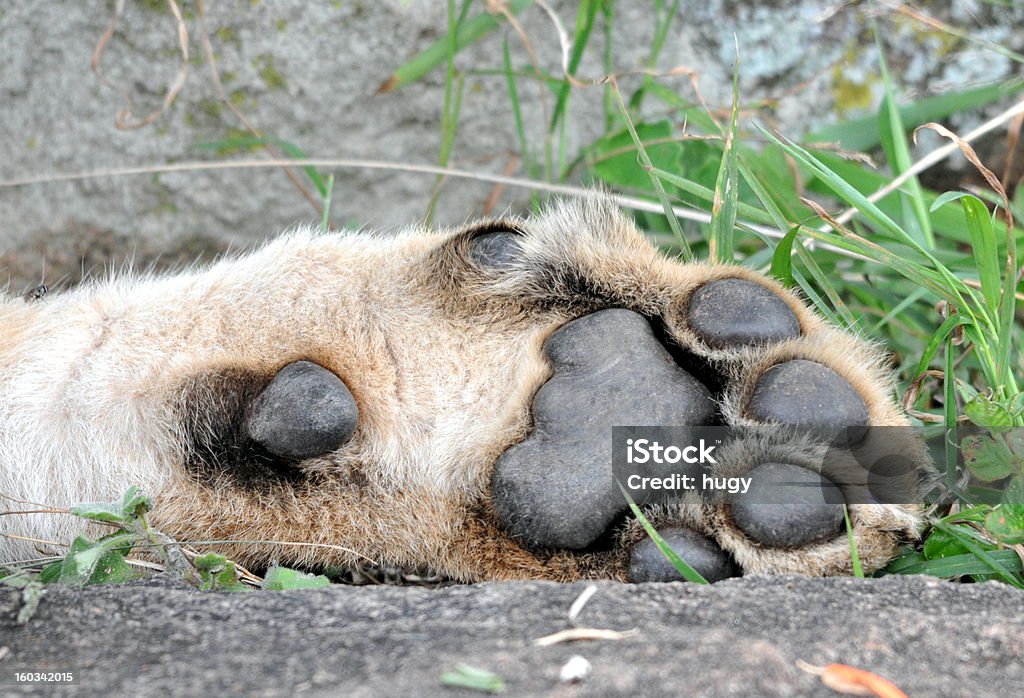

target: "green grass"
[0,487,332,609]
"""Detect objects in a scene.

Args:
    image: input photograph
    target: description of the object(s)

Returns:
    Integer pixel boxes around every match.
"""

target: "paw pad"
[491,309,715,550]
[687,278,800,348]
[470,228,522,268]
[728,462,844,548]
[245,361,359,461]
[628,527,737,583]
[746,359,868,433]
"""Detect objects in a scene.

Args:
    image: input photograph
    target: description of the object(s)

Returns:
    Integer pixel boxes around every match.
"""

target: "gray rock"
[245,361,358,461]
[5,1,1024,272]
[491,309,716,550]
[746,360,869,432]
[3,575,1022,697]
[730,462,844,548]
[628,527,738,583]
[687,278,801,349]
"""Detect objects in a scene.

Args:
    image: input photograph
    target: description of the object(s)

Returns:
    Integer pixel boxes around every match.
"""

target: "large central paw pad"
[490,274,921,581]
[491,309,715,550]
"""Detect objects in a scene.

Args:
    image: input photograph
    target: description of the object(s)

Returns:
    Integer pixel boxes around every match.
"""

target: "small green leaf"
[439,664,505,694]
[88,551,133,585]
[922,528,967,560]
[194,553,250,592]
[17,582,43,624]
[589,121,682,191]
[120,486,151,520]
[58,534,135,586]
[262,566,330,591]
[68,501,125,525]
[964,393,1015,430]
[961,434,1020,481]
[769,225,801,288]
[985,504,1024,545]
[39,561,62,584]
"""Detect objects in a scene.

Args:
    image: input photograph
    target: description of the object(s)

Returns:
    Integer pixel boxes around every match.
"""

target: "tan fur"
[0,198,927,580]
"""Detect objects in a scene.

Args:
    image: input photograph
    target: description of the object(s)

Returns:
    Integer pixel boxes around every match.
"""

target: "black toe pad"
[470,229,522,268]
[245,361,359,461]
[629,527,737,583]
[491,309,716,551]
[687,278,800,349]
[747,359,868,432]
[730,462,844,547]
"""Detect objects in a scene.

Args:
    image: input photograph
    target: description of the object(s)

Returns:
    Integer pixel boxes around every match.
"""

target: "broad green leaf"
[964,393,1015,430]
[589,121,682,191]
[962,434,1020,481]
[88,551,132,585]
[985,504,1024,544]
[39,561,62,584]
[1003,476,1024,506]
[58,534,134,586]
[68,501,124,525]
[262,566,330,591]
[69,486,151,524]
[922,528,968,560]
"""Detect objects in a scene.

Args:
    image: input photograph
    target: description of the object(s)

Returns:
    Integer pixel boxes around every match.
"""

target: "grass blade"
[378,0,534,93]
[549,0,599,132]
[843,505,864,578]
[709,54,740,263]
[809,79,1024,152]
[618,483,708,584]
[932,521,1024,588]
[769,225,800,287]
[960,195,1001,324]
[876,33,934,248]
[611,82,691,257]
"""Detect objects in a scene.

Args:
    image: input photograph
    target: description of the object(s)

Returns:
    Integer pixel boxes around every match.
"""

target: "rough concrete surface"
[1,575,1022,696]
[3,0,1024,291]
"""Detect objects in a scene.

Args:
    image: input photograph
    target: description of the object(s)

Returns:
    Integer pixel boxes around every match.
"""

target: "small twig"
[92,0,191,130]
[567,584,597,622]
[534,627,638,646]
[4,156,1023,301]
[195,0,322,217]
[482,154,521,215]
